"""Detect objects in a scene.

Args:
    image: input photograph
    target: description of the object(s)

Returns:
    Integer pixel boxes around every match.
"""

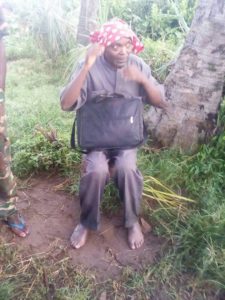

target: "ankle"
[128,221,139,230]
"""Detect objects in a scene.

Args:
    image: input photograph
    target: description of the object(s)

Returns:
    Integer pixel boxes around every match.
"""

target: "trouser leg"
[0,90,17,220]
[79,151,110,230]
[113,149,143,228]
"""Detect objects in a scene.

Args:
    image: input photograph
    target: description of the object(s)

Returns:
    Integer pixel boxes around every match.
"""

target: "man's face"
[104,37,133,69]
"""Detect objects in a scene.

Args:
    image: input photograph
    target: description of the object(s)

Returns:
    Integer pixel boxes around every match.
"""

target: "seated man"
[61,19,167,250]
[0,3,29,237]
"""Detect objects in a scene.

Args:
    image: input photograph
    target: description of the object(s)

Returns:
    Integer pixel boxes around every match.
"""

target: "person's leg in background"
[0,8,29,237]
[0,89,29,237]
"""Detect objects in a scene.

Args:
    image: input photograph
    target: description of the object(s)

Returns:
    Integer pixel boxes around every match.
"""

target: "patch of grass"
[138,148,192,200]
[0,281,16,300]
[5,57,73,144]
[0,240,94,300]
[6,35,41,61]
[12,134,81,179]
[140,38,180,82]
[136,117,225,296]
[101,182,121,216]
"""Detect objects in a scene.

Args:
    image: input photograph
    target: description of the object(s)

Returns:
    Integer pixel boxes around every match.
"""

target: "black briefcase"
[71,94,145,151]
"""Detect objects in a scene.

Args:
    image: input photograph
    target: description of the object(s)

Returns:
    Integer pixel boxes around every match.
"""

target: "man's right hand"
[61,44,104,111]
[84,44,105,69]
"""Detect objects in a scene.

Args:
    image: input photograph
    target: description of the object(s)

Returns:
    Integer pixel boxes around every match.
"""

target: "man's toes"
[130,242,135,250]
[71,240,81,249]
[70,224,88,249]
[70,236,81,248]
[70,239,77,248]
[128,222,144,250]
[133,242,139,249]
[75,242,83,249]
[136,239,144,249]
[72,239,86,249]
[71,238,83,249]
[71,241,79,249]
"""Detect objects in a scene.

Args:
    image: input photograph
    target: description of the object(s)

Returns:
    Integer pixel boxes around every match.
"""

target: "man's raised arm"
[121,64,167,109]
[60,44,104,111]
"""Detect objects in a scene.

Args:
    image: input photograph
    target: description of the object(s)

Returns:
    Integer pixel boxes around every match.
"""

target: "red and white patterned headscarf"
[90,18,144,54]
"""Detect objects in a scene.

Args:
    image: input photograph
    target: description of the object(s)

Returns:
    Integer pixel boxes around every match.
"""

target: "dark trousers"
[79,148,143,230]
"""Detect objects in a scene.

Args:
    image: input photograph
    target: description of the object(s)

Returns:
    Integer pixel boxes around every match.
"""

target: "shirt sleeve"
[139,59,165,104]
[60,60,88,111]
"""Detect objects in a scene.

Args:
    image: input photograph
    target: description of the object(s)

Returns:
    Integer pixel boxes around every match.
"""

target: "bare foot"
[127,222,144,250]
[70,224,88,249]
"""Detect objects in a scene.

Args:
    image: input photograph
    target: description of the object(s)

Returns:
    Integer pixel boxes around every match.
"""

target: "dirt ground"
[1,174,163,279]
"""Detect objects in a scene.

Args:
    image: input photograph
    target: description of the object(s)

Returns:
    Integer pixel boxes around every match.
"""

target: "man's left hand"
[121,65,145,84]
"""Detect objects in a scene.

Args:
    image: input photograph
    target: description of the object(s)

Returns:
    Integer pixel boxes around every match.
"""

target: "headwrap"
[90,18,144,54]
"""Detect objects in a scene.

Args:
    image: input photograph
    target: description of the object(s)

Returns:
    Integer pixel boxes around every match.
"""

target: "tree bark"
[76,0,100,45]
[146,0,225,152]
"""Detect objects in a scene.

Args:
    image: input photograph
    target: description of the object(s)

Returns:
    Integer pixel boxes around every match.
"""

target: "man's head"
[90,18,143,69]
[104,37,133,68]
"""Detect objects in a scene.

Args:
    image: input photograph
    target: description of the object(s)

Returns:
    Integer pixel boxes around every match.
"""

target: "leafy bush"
[12,134,81,178]
[140,37,180,81]
[5,35,41,61]
[6,0,80,59]
[108,0,197,40]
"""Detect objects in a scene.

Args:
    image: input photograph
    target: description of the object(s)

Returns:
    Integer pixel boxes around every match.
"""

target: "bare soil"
[1,174,163,279]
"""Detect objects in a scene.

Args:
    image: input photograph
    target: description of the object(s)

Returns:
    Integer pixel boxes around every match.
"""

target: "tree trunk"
[76,0,100,45]
[146,0,225,152]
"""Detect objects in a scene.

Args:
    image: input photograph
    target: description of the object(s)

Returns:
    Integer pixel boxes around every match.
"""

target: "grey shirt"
[61,53,163,110]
